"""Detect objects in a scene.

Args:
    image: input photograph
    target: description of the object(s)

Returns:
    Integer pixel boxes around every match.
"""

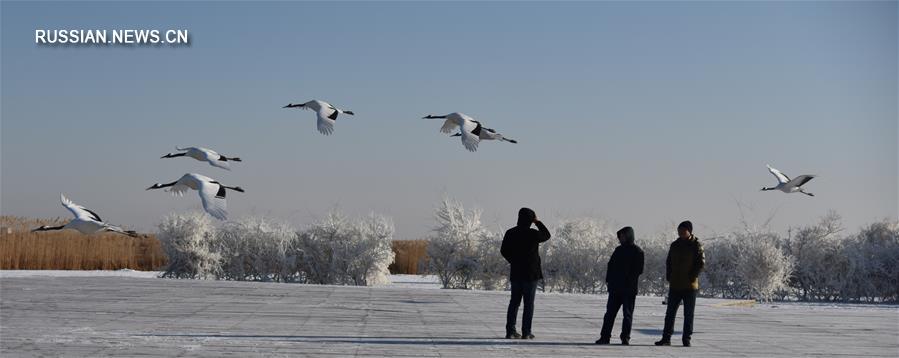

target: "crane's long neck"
[148,181,178,190]
[161,152,186,159]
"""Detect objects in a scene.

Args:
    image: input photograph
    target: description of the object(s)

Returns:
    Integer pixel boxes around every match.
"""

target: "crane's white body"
[163,146,239,170]
[32,195,136,236]
[430,112,482,152]
[148,173,243,220]
[429,112,517,151]
[762,165,816,196]
[283,99,354,135]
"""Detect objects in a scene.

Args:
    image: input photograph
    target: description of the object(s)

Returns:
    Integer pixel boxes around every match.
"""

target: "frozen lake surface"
[1,272,897,357]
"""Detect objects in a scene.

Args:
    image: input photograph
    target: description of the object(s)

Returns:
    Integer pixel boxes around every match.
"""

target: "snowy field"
[1,272,897,357]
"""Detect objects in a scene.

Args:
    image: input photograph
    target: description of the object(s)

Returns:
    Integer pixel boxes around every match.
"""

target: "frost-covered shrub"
[298,212,355,285]
[782,213,849,301]
[298,212,396,286]
[637,233,670,296]
[701,231,792,301]
[841,221,899,302]
[733,231,793,301]
[156,210,394,286]
[779,215,899,303]
[701,236,744,298]
[472,231,508,290]
[541,219,615,294]
[427,198,502,289]
[427,198,482,289]
[157,212,221,279]
[348,214,397,285]
[217,217,297,282]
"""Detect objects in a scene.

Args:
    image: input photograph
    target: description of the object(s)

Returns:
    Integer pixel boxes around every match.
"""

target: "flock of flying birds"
[31,99,817,236]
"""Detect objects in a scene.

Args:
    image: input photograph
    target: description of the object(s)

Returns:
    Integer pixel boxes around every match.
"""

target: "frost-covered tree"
[541,219,615,294]
[426,198,501,289]
[298,211,396,286]
[217,217,297,282]
[157,210,394,286]
[636,232,670,296]
[472,230,508,290]
[732,231,793,301]
[347,214,396,286]
[298,211,353,285]
[700,236,744,299]
[842,221,899,302]
[702,230,792,301]
[783,213,847,301]
[156,212,221,279]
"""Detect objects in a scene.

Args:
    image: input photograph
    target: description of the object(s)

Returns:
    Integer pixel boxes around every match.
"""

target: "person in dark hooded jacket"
[500,207,551,340]
[596,226,644,345]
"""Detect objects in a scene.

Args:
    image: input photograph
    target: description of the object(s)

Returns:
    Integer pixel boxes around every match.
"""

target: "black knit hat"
[678,220,693,232]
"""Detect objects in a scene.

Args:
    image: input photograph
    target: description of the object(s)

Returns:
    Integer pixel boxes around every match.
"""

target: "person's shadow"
[633,328,701,335]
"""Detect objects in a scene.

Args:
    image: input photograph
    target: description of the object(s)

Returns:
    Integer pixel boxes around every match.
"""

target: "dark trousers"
[599,291,636,340]
[506,279,538,334]
[662,288,697,340]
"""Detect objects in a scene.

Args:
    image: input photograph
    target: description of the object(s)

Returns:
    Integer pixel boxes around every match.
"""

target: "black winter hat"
[678,220,693,232]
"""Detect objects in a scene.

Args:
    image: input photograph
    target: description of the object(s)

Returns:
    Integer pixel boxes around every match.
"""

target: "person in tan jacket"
[655,220,705,347]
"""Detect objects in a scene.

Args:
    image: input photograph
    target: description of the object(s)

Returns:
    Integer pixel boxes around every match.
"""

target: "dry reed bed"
[1,216,428,274]
[0,216,166,270]
[389,240,429,275]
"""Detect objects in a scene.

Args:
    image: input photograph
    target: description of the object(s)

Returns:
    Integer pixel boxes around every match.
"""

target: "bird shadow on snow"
[135,334,606,346]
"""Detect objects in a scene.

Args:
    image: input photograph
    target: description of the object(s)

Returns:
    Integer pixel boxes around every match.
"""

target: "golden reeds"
[0,216,166,270]
[1,216,432,274]
[388,239,429,275]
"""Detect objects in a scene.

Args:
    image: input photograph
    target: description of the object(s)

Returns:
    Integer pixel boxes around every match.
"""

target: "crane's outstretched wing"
[207,157,231,170]
[785,175,815,189]
[197,181,228,220]
[460,121,481,152]
[767,165,790,184]
[169,182,190,197]
[60,194,102,222]
[195,148,232,170]
[440,118,460,134]
[316,109,336,135]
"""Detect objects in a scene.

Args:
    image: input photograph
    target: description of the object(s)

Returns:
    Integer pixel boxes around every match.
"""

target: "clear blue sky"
[2,1,896,239]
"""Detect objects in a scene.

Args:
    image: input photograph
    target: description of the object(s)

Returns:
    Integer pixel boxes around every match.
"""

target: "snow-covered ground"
[2,270,896,311]
[0,270,442,288]
[1,273,896,357]
[0,269,163,279]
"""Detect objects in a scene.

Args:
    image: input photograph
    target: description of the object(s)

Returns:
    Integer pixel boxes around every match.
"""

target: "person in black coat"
[596,226,644,345]
[500,207,551,340]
